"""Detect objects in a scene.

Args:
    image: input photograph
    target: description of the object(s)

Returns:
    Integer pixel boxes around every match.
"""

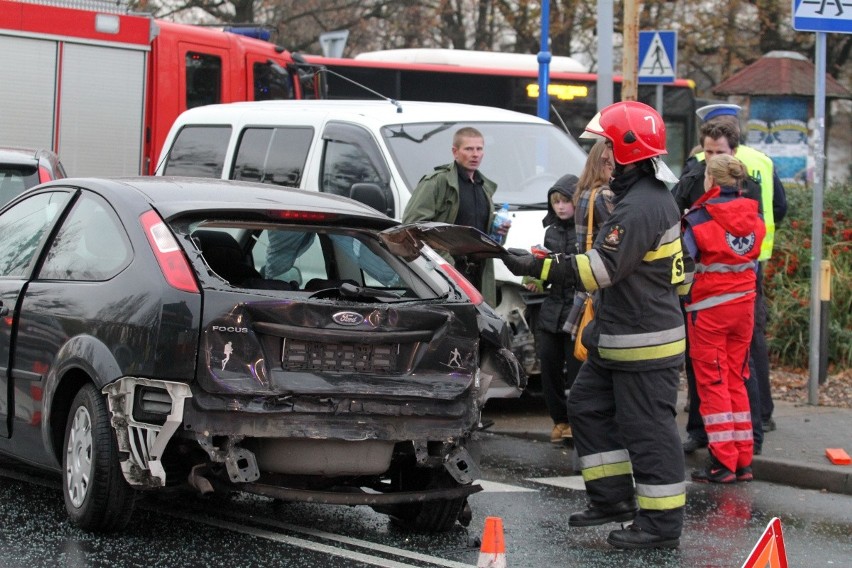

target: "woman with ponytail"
[682,153,766,484]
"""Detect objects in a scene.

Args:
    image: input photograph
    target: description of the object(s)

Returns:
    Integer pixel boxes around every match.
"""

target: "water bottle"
[489,203,510,245]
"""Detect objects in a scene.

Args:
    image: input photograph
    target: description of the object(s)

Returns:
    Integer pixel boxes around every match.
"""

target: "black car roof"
[36,177,399,229]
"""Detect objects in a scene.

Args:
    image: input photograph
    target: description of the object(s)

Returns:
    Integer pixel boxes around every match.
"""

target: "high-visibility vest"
[695,146,776,260]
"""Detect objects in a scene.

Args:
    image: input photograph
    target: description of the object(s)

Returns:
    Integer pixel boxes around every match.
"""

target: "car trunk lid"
[197,295,481,400]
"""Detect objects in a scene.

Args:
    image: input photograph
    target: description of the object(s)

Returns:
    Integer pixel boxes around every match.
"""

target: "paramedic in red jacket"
[682,153,766,484]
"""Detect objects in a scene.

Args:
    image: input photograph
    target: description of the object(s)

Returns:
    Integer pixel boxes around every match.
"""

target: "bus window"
[186,52,222,109]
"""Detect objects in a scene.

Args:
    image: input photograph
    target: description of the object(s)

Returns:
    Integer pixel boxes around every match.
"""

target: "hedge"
[764,182,851,370]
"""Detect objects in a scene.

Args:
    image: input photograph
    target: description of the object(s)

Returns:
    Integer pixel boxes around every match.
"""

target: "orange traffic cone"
[477,516,506,568]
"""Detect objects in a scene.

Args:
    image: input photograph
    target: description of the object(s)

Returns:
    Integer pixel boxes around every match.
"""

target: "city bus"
[305,48,697,174]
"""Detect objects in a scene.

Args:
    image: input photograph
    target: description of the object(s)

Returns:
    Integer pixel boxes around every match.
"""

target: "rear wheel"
[385,468,469,533]
[63,383,136,532]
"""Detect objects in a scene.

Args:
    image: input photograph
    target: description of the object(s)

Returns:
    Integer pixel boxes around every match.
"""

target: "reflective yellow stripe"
[581,460,633,482]
[587,249,611,287]
[598,338,686,362]
[643,239,682,262]
[540,257,552,281]
[736,146,775,260]
[636,482,687,511]
[575,254,598,291]
[599,326,684,348]
[677,283,692,296]
[637,493,686,511]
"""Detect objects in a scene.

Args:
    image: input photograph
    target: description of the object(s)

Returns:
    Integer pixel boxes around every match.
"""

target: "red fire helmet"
[581,101,668,165]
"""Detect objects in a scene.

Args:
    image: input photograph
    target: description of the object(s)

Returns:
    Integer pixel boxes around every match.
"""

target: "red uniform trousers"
[686,297,754,473]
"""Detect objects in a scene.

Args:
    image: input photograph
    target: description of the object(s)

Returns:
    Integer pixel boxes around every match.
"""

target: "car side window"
[319,123,391,199]
[162,126,232,178]
[0,191,69,278]
[232,127,313,186]
[39,193,132,281]
[321,140,384,197]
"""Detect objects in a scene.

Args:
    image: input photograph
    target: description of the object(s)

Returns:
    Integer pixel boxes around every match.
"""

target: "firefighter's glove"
[500,249,544,278]
[547,255,578,288]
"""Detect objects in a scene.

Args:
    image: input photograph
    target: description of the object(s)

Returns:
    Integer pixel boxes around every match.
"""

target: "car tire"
[387,469,468,533]
[63,383,136,532]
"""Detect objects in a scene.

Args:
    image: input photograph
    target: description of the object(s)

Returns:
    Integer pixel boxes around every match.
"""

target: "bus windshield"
[381,122,587,206]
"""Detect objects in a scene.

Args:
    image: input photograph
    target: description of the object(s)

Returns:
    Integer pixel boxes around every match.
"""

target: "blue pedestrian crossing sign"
[793,0,852,33]
[638,31,677,84]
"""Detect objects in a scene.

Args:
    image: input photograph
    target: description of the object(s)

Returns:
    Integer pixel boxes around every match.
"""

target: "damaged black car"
[0,177,524,533]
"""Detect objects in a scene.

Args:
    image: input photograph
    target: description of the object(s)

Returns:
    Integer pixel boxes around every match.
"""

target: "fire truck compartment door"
[0,35,57,149]
[58,43,147,176]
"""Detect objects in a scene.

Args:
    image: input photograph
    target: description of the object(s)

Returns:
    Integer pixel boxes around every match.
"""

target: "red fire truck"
[0,0,323,176]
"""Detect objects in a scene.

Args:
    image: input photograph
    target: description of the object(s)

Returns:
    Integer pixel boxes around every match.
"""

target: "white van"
[155,100,588,375]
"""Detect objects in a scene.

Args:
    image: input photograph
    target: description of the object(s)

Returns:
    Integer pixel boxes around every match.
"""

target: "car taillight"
[38,166,53,183]
[139,210,199,294]
[423,248,484,306]
[267,210,338,222]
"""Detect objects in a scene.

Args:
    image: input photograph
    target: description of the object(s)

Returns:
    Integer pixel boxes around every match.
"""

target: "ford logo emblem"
[332,311,364,326]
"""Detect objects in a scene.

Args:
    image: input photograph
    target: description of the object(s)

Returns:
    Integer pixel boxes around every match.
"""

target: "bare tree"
[140,0,849,97]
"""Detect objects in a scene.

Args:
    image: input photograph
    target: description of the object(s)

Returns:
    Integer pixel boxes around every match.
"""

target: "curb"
[751,457,852,495]
[487,428,852,496]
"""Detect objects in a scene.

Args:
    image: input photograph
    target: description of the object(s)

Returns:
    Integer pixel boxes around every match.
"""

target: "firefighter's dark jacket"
[537,164,688,371]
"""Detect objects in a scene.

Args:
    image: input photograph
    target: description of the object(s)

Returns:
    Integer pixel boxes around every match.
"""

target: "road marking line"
[163,508,476,568]
[475,479,537,493]
[526,476,586,490]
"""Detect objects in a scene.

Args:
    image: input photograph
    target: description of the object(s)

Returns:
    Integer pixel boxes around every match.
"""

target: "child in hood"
[525,174,583,442]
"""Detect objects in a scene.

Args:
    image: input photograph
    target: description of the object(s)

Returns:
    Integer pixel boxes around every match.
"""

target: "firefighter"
[500,101,688,550]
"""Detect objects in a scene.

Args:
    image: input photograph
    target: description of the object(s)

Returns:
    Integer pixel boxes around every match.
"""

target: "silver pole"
[808,32,827,406]
[596,0,613,110]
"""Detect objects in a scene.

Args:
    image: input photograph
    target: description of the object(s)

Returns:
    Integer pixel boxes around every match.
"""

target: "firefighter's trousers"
[687,300,755,473]
[567,359,685,539]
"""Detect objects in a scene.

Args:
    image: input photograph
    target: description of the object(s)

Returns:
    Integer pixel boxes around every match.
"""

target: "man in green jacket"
[402,126,508,306]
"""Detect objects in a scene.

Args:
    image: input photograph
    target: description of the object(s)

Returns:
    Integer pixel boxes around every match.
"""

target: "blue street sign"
[793,0,852,33]
[638,30,677,84]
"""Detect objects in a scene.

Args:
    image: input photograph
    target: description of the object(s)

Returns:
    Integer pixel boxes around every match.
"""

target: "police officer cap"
[696,103,741,123]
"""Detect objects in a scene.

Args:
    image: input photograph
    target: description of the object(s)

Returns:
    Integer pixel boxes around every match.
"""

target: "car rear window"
[0,165,38,206]
[181,222,449,301]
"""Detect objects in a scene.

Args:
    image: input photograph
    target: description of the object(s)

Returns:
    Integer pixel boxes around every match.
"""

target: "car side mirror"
[350,183,393,217]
